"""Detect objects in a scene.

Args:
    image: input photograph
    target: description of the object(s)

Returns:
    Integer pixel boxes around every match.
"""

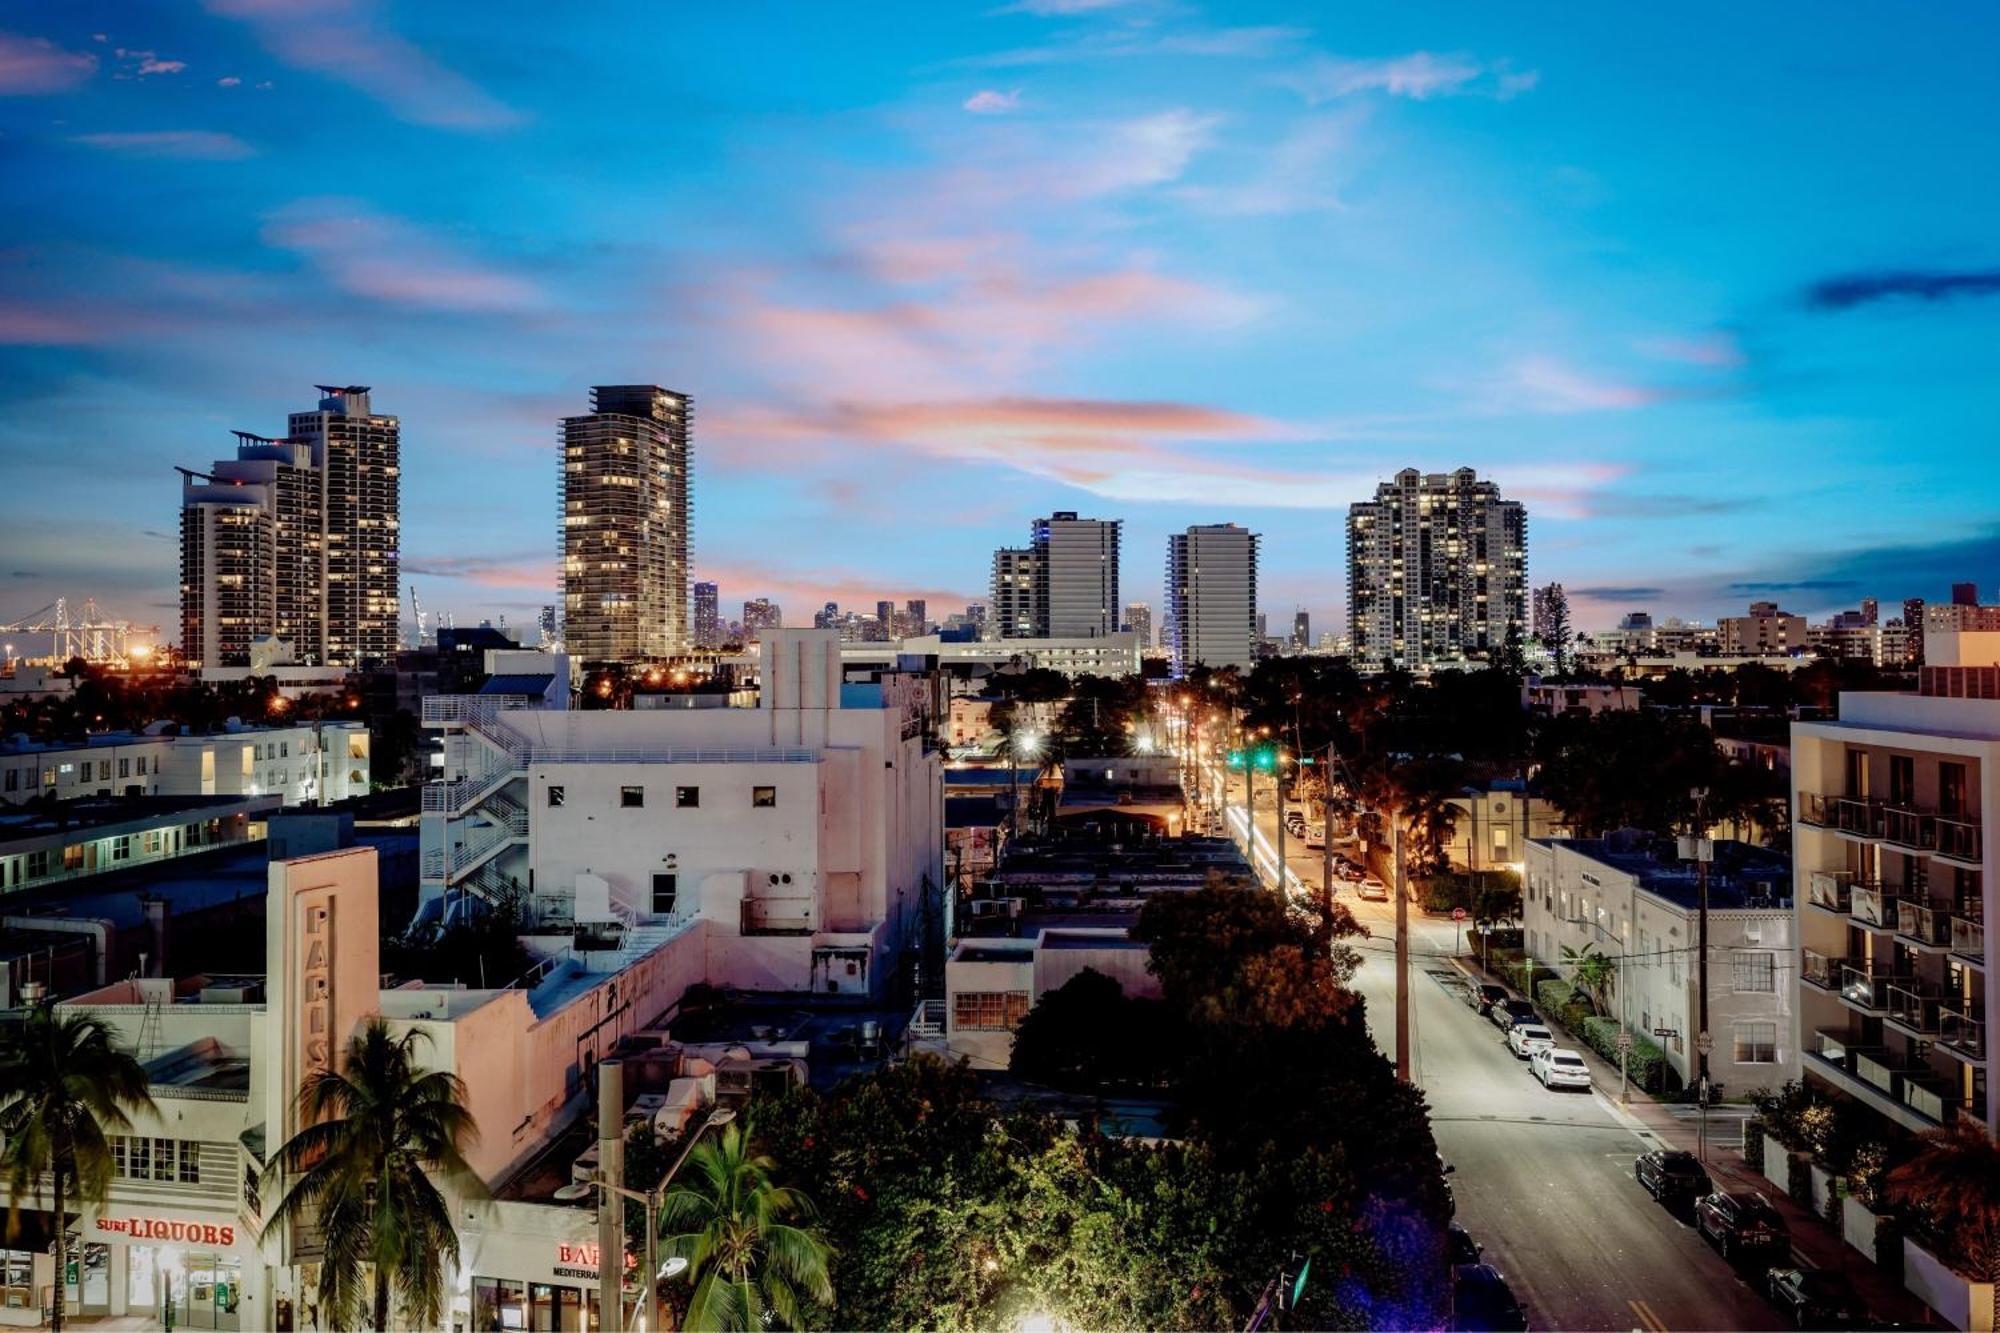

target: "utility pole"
[1683,791,1714,1158]
[1274,754,1286,894]
[1320,742,1336,938]
[597,1059,624,1330]
[1394,816,1411,1083]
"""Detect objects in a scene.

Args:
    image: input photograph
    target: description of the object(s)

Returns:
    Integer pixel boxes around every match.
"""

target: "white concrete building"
[0,721,370,809]
[1165,524,1259,676]
[1444,781,1565,872]
[420,630,943,999]
[1792,632,1999,1134]
[919,926,1159,1071]
[1523,835,1797,1096]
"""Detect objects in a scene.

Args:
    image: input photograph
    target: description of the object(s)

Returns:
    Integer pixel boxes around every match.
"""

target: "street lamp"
[592,1106,737,1331]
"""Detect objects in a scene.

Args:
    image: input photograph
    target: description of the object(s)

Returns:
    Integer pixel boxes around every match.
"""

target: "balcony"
[1941,1009,1986,1063]
[1807,1030,1964,1133]
[1952,916,1986,965]
[1800,792,1984,865]
[1851,884,1900,931]
[1901,1077,1967,1127]
[1840,964,1910,1014]
[1896,901,1953,951]
[1885,983,1943,1036]
[1801,949,1843,992]
[1806,871,1854,914]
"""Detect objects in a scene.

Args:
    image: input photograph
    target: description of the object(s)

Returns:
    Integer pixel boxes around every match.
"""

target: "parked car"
[1506,1023,1555,1059]
[1765,1268,1864,1328]
[1694,1191,1790,1263]
[1489,997,1537,1031]
[1470,982,1509,1015]
[1359,878,1389,901]
[1450,1264,1528,1332]
[1447,1222,1482,1268]
[1530,1047,1592,1090]
[1634,1149,1713,1204]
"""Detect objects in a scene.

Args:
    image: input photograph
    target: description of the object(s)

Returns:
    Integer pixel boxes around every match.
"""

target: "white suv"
[1531,1047,1592,1090]
[1506,1023,1555,1060]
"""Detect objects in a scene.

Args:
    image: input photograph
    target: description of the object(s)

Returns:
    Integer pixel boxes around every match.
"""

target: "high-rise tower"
[991,511,1121,639]
[1347,467,1527,669]
[1165,524,1258,676]
[290,386,401,666]
[559,385,692,663]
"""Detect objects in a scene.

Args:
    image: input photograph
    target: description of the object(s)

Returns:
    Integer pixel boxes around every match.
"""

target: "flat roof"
[1,720,360,755]
[1538,836,1791,910]
[0,793,278,842]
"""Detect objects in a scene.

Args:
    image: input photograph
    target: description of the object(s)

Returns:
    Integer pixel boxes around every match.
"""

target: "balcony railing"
[1953,916,1986,961]
[1813,1029,1860,1066]
[1800,792,1984,864]
[1854,1048,1900,1095]
[1886,984,1943,1035]
[1852,885,1900,929]
[1802,949,1843,990]
[1897,902,1952,948]
[1807,871,1854,913]
[1840,964,1909,1012]
[1902,1078,1966,1126]
[1941,1009,1986,1062]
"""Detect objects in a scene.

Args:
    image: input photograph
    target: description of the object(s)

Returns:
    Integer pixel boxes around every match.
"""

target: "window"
[118,758,130,779]
[752,786,776,808]
[111,1137,126,1176]
[953,990,1031,1031]
[547,785,566,808]
[178,1143,200,1184]
[621,786,644,808]
[1734,1022,1778,1064]
[153,1137,176,1182]
[112,835,130,863]
[128,1136,151,1179]
[1733,952,1775,993]
[652,873,677,915]
[2,770,14,792]
[281,741,290,758]
[1,1250,30,1311]
[1890,754,1915,806]
[676,786,700,808]
[1942,761,1968,817]
[98,760,110,782]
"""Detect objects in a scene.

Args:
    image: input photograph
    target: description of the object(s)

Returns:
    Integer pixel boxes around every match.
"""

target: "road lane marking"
[1628,1298,1667,1331]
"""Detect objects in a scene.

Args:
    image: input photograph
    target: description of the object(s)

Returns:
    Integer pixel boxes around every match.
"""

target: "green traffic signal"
[1226,750,1245,769]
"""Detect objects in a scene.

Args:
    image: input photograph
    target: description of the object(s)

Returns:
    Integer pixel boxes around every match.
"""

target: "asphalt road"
[1202,764,1787,1332]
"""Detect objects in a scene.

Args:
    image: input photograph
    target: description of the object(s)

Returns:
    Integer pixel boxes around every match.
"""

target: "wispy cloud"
[0,31,97,94]
[1473,356,1661,415]
[72,130,256,160]
[1728,579,1858,594]
[1175,112,1360,216]
[0,301,112,346]
[112,48,187,78]
[963,88,1021,114]
[990,0,1137,14]
[1572,585,1665,600]
[1282,51,1537,103]
[1639,332,1745,368]
[1805,268,2000,311]
[203,0,520,131]
[263,199,544,312]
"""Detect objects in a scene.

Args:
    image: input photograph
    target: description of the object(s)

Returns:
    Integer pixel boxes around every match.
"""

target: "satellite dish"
[551,1182,593,1203]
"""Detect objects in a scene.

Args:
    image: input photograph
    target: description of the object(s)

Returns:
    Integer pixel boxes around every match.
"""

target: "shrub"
[1743,1120,1765,1173]
[1419,876,1473,915]
[1823,1174,1844,1227]
[1576,1016,1678,1094]
[1534,979,1576,1016]
[1847,1140,1889,1210]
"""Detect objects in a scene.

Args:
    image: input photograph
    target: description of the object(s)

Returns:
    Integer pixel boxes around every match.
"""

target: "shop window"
[2,1250,32,1311]
[752,786,776,808]
[474,1277,528,1330]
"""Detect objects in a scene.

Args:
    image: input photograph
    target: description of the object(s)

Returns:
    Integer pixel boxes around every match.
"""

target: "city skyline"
[4,4,2000,638]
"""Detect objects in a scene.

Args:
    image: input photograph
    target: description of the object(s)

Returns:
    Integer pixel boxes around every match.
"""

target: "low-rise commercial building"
[0,794,277,898]
[1523,834,1796,1096]
[0,721,369,808]
[1444,781,1565,872]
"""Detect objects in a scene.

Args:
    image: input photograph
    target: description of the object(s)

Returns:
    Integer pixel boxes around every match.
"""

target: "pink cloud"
[1640,332,1746,369]
[203,0,519,130]
[263,199,544,312]
[73,130,256,160]
[1481,357,1662,415]
[963,88,1021,114]
[0,32,98,94]
[0,302,111,346]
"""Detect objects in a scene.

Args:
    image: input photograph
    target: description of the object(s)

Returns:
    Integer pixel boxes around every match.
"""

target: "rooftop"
[1537,834,1791,910]
[1,718,362,755]
[0,793,279,843]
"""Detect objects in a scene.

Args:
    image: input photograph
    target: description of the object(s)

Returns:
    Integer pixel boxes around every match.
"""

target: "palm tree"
[660,1117,834,1330]
[1560,944,1618,1016]
[0,1008,155,1333]
[1888,1118,2000,1281]
[263,1020,476,1330]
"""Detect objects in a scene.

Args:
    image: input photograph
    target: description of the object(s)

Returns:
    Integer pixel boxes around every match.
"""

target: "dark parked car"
[1447,1222,1482,1267]
[1471,982,1509,1014]
[1694,1191,1790,1263]
[1489,997,1537,1031]
[1634,1149,1712,1204]
[1451,1264,1529,1332]
[1765,1268,1864,1329]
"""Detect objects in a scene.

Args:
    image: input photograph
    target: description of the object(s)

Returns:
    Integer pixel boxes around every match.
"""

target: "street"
[1200,759,1787,1332]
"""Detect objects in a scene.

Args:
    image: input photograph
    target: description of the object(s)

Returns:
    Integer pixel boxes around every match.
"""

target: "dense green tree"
[263,1022,476,1330]
[0,1010,156,1333]
[1009,968,1178,1091]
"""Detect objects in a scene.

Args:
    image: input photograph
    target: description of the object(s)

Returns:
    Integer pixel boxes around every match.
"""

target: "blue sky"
[3,1,1998,640]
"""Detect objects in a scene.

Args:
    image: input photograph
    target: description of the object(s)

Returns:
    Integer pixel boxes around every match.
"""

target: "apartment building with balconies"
[1792,632,1998,1134]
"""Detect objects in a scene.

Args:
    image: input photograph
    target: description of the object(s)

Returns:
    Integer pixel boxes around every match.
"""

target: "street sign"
[1697,1031,1713,1056]
[1451,908,1467,921]
[1616,1032,1634,1053]
[1653,1028,1679,1039]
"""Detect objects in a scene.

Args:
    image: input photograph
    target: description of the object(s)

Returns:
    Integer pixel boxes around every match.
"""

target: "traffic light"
[1226,750,1245,769]
[1252,746,1276,772]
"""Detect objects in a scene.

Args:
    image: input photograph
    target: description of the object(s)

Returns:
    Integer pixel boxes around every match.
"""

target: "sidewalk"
[1450,951,1939,1327]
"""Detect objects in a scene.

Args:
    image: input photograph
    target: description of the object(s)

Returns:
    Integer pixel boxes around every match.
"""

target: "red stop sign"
[1452,908,1467,921]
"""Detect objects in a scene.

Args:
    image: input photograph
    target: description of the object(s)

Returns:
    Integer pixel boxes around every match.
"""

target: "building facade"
[1122,602,1152,650]
[1792,639,1998,1135]
[1347,467,1528,669]
[1523,835,1797,1096]
[1718,601,1807,657]
[991,512,1121,640]
[692,581,720,648]
[1164,524,1258,676]
[742,598,780,639]
[990,547,1043,640]
[1,722,370,810]
[559,385,692,663]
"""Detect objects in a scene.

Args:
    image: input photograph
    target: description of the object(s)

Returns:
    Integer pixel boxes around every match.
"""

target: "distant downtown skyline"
[3,4,1997,636]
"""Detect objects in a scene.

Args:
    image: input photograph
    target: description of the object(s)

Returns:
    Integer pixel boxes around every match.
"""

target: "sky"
[3,1,1998,643]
